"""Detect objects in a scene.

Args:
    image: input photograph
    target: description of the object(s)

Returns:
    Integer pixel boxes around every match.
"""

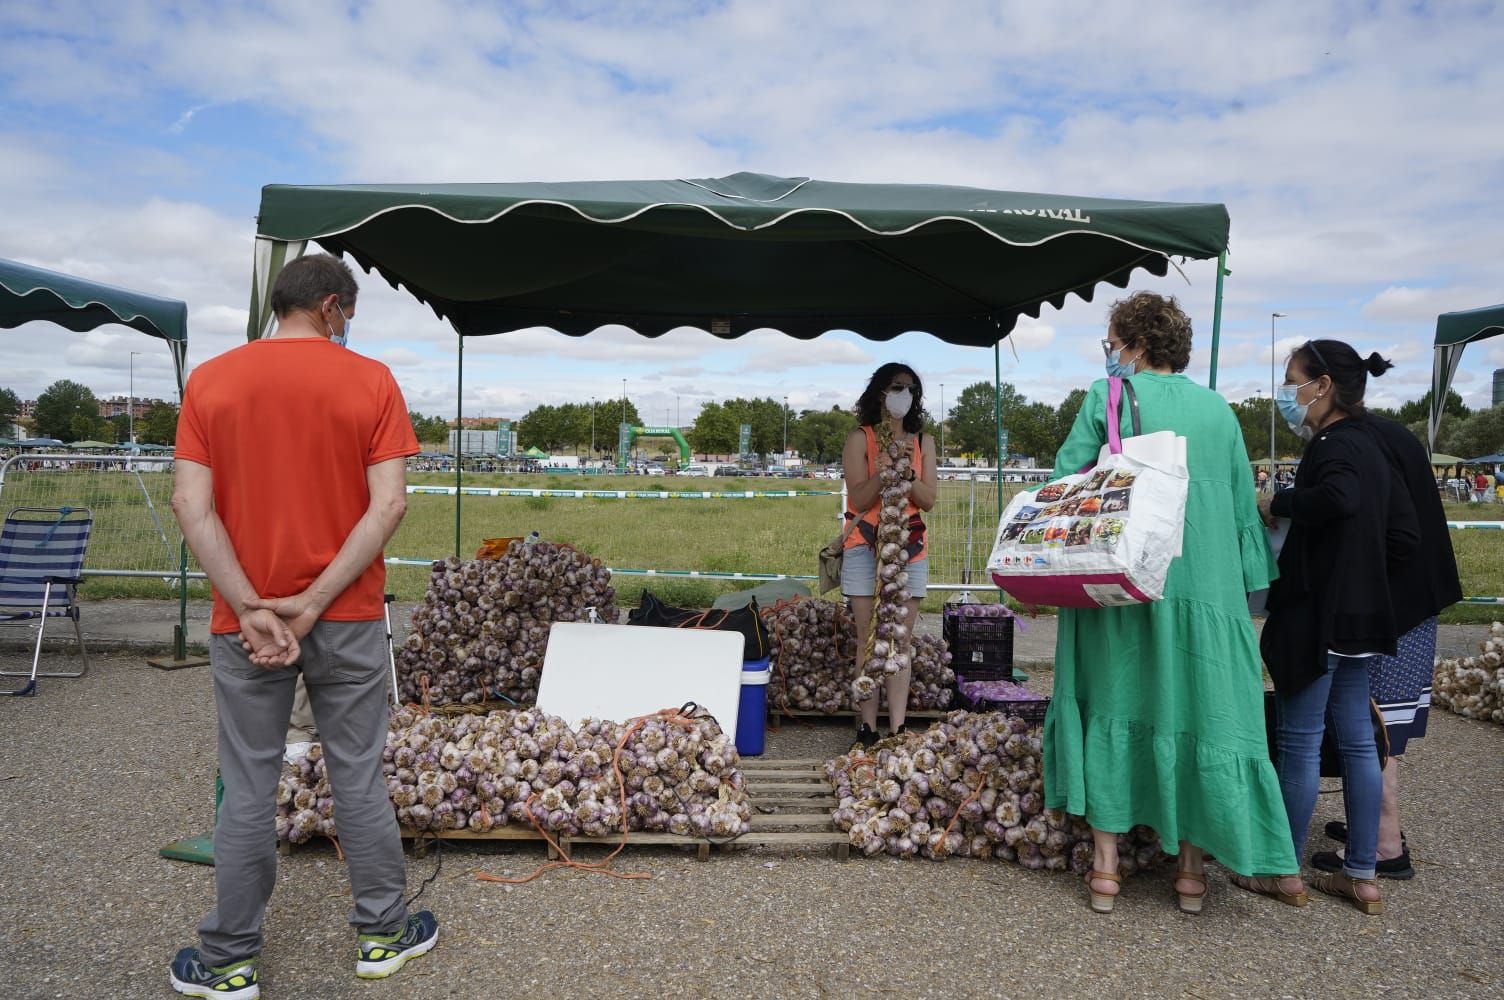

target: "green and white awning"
[1430,303,1504,453]
[249,172,1230,347]
[0,257,188,394]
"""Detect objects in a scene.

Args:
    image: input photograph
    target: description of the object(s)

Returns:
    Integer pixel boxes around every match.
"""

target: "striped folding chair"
[0,507,92,696]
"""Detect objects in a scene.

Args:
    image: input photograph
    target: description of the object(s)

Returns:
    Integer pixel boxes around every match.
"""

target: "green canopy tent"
[68,440,117,450]
[522,446,550,459]
[0,257,196,670]
[249,173,1229,345]
[1429,303,1504,454]
[0,257,188,395]
[248,172,1232,548]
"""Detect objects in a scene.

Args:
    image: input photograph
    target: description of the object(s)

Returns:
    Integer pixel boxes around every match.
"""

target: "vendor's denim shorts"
[840,546,928,600]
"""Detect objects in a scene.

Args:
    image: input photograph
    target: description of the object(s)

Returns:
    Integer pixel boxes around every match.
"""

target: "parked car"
[681,464,710,477]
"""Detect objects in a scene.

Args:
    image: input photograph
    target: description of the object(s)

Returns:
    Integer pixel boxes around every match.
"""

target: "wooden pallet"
[278,824,719,861]
[276,758,849,861]
[738,757,848,861]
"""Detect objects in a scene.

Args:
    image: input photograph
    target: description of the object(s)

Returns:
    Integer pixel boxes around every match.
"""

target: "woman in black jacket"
[1233,340,1418,915]
[1312,411,1462,879]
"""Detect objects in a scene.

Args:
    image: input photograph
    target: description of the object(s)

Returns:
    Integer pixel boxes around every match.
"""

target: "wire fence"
[905,468,1039,594]
[1,457,1493,611]
[0,454,190,592]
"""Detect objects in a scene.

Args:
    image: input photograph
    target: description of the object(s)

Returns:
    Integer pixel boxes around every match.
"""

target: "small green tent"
[0,257,188,395]
[523,446,550,459]
[1429,303,1504,454]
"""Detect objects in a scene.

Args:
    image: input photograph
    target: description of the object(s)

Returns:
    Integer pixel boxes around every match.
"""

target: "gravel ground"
[1,652,1501,1000]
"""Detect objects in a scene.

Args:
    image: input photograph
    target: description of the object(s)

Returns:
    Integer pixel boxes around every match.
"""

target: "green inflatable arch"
[617,424,691,470]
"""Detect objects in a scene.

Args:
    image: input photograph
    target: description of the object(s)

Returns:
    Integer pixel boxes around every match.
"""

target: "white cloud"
[738,337,873,373]
[1,1,1501,417]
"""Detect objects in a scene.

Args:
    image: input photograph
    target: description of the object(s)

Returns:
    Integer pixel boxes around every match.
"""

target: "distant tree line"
[1,380,178,445]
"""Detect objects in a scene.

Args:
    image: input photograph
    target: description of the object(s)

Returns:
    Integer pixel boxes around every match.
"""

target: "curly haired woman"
[1043,292,1298,914]
[841,363,938,748]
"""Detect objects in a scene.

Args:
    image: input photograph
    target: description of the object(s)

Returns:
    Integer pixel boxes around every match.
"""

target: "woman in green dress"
[1043,291,1301,913]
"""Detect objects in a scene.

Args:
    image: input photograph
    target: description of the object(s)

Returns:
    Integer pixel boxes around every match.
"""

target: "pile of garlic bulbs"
[824,711,1161,873]
[762,598,954,713]
[1432,622,1504,724]
[396,542,618,706]
[275,706,750,844]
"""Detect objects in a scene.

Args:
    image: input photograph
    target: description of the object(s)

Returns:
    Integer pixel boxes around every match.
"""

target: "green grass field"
[2,468,1498,622]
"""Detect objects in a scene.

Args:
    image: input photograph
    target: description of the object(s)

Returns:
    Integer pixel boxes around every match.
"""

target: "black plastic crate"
[942,604,1015,681]
[955,686,1050,727]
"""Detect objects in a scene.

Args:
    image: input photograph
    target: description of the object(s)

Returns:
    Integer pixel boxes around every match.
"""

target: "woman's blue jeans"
[1274,654,1380,879]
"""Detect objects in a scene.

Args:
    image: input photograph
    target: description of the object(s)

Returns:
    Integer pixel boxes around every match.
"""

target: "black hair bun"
[1365,352,1394,377]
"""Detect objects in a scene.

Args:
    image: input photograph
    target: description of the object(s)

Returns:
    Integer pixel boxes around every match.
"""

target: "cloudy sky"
[2,1,1502,427]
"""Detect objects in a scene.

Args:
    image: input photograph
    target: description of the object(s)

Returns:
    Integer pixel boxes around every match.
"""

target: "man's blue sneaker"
[169,947,259,1000]
[355,910,438,979]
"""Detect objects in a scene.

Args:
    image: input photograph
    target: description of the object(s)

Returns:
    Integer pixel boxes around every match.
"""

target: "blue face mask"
[328,301,352,347]
[1276,378,1318,440]
[1104,347,1138,378]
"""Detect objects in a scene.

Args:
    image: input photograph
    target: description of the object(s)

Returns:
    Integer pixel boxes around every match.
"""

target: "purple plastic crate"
[955,676,1049,726]
[942,603,1015,681]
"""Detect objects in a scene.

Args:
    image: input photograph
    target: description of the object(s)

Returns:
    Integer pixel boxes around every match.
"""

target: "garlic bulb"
[397,542,619,706]
[1432,622,1504,725]
[851,422,917,702]
[824,710,1162,874]
[762,597,954,713]
[275,706,750,844]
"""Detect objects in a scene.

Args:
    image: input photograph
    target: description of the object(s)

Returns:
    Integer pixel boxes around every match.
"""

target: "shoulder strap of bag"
[1106,378,1141,454]
[1121,379,1141,437]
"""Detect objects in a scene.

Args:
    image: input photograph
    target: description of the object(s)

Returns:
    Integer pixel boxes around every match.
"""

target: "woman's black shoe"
[854,724,878,749]
[891,724,908,737]
[1325,821,1406,846]
[1310,848,1415,880]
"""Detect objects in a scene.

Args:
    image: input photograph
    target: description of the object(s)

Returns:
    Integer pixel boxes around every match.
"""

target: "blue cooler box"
[735,656,771,757]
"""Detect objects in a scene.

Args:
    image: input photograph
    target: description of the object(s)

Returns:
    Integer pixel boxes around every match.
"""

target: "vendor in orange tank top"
[841,363,938,748]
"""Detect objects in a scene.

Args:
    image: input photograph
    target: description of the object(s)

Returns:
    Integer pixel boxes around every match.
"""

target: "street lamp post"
[128,351,142,465]
[1270,312,1286,467]
[782,396,789,460]
[939,383,946,463]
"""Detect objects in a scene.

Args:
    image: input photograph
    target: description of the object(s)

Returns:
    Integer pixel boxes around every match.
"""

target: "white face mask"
[885,386,912,419]
[326,299,352,347]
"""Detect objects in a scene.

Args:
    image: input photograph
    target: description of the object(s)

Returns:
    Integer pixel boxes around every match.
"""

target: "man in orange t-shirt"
[168,254,435,998]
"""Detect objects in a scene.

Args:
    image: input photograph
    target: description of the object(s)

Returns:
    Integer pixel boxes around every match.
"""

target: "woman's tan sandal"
[1311,872,1384,915]
[1086,870,1121,913]
[1174,870,1207,914]
[1230,874,1309,907]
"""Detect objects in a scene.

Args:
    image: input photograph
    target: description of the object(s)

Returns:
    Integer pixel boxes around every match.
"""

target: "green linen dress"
[1042,372,1296,876]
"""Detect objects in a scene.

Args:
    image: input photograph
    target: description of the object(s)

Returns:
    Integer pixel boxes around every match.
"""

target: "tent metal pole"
[1208,251,1228,390]
[455,330,463,558]
[174,347,189,660]
[994,341,1003,516]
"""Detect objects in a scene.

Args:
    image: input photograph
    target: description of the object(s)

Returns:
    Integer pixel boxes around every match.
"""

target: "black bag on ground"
[626,590,769,661]
[1263,691,1389,778]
